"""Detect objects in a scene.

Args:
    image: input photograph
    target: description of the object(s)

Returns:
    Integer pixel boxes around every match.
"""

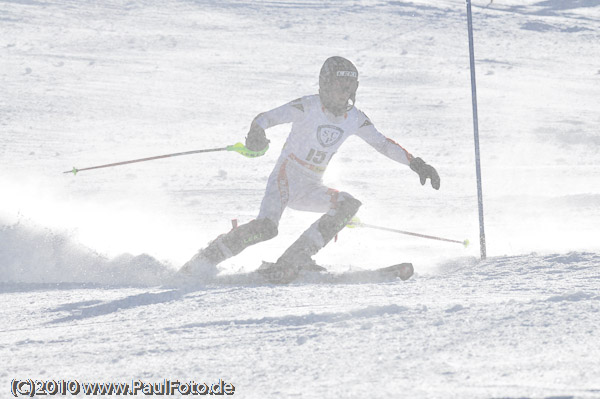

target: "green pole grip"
[226,142,269,158]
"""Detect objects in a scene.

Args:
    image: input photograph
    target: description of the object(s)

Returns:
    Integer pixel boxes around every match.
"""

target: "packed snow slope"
[1,0,599,398]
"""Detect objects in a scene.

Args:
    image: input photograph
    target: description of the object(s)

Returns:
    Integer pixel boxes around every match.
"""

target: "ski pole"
[63,142,267,175]
[347,217,469,248]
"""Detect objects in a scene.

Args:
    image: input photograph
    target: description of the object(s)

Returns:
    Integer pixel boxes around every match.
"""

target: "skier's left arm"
[355,115,440,190]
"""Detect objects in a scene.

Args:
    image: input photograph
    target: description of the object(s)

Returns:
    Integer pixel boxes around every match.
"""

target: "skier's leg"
[180,218,280,277]
[190,218,278,265]
[180,160,288,276]
[277,190,362,268]
[210,158,292,259]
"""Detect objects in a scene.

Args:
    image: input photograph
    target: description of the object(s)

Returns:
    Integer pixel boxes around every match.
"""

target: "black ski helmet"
[319,56,359,116]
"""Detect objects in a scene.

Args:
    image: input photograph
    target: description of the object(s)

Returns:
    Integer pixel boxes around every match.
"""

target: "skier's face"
[320,78,358,116]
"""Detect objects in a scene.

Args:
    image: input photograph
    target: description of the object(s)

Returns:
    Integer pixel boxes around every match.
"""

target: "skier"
[180,56,440,281]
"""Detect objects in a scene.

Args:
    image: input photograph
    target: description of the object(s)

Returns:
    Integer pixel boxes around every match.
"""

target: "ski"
[216,262,415,285]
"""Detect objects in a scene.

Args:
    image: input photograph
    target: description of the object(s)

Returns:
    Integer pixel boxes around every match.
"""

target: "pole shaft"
[360,223,464,245]
[466,0,487,259]
[65,147,227,174]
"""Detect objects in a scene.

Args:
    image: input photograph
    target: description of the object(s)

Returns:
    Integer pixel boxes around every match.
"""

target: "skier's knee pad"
[317,193,362,244]
[252,218,279,240]
[336,192,362,216]
[221,218,278,256]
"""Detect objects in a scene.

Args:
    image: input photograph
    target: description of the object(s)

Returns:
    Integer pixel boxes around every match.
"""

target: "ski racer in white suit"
[181,56,440,277]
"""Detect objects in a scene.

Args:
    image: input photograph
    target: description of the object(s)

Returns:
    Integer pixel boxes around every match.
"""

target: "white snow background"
[1,0,599,397]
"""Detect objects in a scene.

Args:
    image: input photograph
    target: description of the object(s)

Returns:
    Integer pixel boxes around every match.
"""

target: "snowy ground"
[1,0,599,398]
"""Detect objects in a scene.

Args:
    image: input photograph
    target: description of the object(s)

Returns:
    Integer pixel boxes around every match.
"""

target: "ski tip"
[380,263,414,281]
[398,263,414,281]
[463,239,470,248]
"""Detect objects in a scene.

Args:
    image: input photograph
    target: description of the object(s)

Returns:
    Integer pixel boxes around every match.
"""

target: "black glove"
[245,122,269,152]
[410,157,440,190]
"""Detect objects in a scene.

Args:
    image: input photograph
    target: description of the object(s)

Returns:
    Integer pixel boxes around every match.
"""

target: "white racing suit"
[194,94,414,269]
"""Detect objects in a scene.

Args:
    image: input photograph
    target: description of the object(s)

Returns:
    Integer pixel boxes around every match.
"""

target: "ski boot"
[178,237,227,279]
[257,252,326,284]
[257,260,299,284]
[298,258,327,273]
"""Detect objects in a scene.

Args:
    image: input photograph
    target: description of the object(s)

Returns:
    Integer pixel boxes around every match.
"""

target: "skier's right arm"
[245,98,305,151]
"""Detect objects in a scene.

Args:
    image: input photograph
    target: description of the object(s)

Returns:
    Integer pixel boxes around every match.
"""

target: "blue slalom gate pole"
[466,0,487,259]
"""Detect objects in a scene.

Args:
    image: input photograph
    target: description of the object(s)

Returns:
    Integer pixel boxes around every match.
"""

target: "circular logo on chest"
[316,125,344,147]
